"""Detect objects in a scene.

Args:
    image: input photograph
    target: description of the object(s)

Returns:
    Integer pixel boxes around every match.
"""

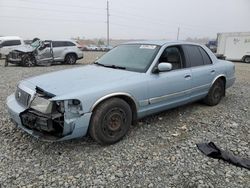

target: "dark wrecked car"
[5,40,83,67]
[6,41,235,145]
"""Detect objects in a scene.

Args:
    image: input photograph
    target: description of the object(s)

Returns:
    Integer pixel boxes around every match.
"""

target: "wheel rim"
[213,86,222,102]
[67,55,75,64]
[25,57,35,67]
[102,107,127,137]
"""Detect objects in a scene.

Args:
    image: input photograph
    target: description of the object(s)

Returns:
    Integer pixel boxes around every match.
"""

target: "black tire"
[4,56,8,67]
[89,98,132,145]
[203,79,225,106]
[244,56,250,63]
[65,54,77,64]
[22,55,36,67]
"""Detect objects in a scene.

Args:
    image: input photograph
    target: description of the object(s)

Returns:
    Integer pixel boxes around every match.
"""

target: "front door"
[146,45,192,115]
[36,41,53,64]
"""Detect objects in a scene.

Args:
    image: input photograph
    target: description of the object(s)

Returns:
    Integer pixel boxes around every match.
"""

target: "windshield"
[96,44,160,72]
[30,40,40,48]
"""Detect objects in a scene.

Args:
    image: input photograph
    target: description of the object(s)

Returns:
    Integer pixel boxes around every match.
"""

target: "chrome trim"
[18,83,36,96]
[139,99,149,107]
[211,74,226,86]
[17,83,36,107]
[149,83,210,104]
[149,90,189,104]
[90,92,139,111]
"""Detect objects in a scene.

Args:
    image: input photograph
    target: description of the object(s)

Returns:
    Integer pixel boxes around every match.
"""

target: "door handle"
[211,70,215,74]
[184,75,191,79]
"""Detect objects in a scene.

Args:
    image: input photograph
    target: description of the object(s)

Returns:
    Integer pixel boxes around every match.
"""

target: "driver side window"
[159,46,184,70]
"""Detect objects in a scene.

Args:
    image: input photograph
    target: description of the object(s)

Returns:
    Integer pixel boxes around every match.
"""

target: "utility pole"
[177,27,180,40]
[107,0,110,46]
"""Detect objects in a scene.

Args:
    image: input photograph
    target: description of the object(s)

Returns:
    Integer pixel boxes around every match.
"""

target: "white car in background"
[0,36,25,59]
[6,40,84,66]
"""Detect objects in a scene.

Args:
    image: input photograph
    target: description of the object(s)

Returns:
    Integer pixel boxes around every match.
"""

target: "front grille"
[9,51,20,59]
[15,87,31,107]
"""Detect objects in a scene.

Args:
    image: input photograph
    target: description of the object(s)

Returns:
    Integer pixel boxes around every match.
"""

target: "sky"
[0,0,250,40]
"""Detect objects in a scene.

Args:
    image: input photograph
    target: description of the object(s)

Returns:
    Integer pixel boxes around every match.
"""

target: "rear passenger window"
[52,41,75,47]
[2,40,21,47]
[186,45,203,67]
[198,47,212,65]
[66,42,75,46]
[52,41,65,47]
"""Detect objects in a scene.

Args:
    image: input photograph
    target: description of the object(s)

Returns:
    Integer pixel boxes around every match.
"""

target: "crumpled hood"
[23,65,141,96]
[13,45,35,53]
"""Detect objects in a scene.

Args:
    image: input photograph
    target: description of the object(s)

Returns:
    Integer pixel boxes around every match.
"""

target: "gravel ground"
[0,53,249,188]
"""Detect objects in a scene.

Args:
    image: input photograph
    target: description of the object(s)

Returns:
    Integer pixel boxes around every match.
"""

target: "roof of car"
[0,36,22,41]
[124,40,200,46]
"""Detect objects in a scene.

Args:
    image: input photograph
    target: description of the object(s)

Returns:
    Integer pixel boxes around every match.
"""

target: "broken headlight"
[30,95,53,114]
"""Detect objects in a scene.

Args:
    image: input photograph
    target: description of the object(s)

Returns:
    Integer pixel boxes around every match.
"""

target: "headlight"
[30,95,53,114]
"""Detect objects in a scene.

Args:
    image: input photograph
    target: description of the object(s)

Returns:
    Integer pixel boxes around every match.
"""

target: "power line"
[0,15,105,24]
[111,22,177,34]
[3,0,225,32]
[1,5,106,16]
[111,9,227,31]
[5,0,105,11]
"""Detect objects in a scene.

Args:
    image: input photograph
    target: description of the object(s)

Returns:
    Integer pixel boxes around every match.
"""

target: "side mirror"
[157,62,172,72]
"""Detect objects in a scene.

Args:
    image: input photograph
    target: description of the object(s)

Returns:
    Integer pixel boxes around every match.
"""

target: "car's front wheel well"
[92,95,137,124]
[116,95,137,123]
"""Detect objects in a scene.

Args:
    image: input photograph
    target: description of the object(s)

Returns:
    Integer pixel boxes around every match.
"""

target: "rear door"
[52,41,67,61]
[183,45,215,100]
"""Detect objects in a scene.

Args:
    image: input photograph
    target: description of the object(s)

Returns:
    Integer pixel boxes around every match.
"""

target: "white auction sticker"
[139,45,156,49]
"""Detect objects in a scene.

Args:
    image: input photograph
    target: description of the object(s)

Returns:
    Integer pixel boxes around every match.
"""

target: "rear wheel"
[203,79,225,106]
[89,98,132,145]
[244,56,250,63]
[65,54,76,64]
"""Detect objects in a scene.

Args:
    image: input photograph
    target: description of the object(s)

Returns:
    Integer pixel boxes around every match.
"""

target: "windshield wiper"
[105,64,126,70]
[94,62,126,70]
[94,62,105,66]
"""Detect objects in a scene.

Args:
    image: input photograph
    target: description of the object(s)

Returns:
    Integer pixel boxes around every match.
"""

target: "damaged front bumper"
[6,94,92,141]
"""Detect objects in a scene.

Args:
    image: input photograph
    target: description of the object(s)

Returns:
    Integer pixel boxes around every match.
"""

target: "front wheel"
[203,79,225,106]
[65,54,76,64]
[22,55,36,67]
[89,98,132,145]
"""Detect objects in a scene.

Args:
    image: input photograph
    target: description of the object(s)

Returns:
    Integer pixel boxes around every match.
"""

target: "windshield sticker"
[140,45,156,49]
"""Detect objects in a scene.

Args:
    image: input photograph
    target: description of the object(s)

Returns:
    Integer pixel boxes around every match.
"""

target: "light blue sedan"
[6,41,236,145]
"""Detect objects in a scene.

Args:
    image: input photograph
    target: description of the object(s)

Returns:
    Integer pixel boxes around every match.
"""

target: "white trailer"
[217,32,250,63]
